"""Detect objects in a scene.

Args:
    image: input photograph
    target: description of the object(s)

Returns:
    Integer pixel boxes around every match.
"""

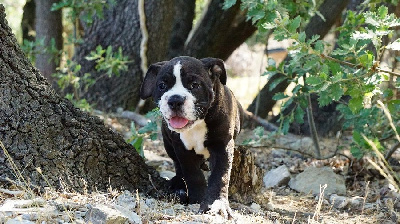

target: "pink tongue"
[169,117,189,129]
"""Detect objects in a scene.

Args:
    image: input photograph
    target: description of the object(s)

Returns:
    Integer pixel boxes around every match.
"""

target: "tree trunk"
[0,5,166,194]
[168,0,196,59]
[184,0,256,60]
[74,0,175,112]
[229,146,264,204]
[21,0,36,42]
[247,0,349,119]
[77,0,255,112]
[34,0,63,89]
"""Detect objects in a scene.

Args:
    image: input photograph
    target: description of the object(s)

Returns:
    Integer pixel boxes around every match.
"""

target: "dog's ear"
[200,57,227,85]
[140,61,166,99]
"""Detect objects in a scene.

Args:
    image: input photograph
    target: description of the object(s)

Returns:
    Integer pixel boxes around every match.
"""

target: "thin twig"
[320,54,400,77]
[148,174,160,194]
[385,142,400,161]
[306,94,321,158]
[244,144,348,160]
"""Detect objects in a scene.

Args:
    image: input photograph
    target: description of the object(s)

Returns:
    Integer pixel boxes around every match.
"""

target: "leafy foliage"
[51,0,115,26]
[226,0,400,158]
[53,45,130,111]
[128,108,162,157]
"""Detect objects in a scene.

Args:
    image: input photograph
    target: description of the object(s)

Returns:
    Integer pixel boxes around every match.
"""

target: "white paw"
[207,199,233,219]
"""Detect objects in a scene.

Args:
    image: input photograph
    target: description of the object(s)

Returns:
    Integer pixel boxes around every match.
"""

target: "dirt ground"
[1,114,399,224]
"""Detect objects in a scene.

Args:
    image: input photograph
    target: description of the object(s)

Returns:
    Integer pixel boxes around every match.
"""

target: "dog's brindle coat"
[140,56,243,218]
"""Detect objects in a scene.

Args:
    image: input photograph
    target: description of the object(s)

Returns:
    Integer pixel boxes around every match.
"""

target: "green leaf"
[387,99,400,114]
[268,76,287,91]
[281,117,291,134]
[378,5,388,19]
[348,96,364,113]
[352,131,362,145]
[359,52,374,68]
[314,40,324,53]
[248,8,266,22]
[330,83,344,101]
[272,92,288,100]
[306,76,323,85]
[350,146,363,159]
[150,133,158,141]
[254,126,264,138]
[138,121,157,134]
[298,32,306,43]
[318,91,332,107]
[294,106,305,124]
[383,89,393,98]
[288,16,301,33]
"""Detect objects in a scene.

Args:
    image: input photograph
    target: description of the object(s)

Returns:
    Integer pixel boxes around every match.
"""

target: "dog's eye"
[190,82,200,90]
[158,82,166,90]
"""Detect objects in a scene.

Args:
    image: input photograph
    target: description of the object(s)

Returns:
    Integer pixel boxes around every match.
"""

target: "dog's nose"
[168,95,185,110]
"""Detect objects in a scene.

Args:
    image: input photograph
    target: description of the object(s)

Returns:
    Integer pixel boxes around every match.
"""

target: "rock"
[329,194,349,209]
[263,165,291,188]
[113,205,142,224]
[85,204,141,224]
[250,203,261,212]
[116,190,136,210]
[288,166,346,196]
[162,208,175,216]
[145,198,156,207]
[5,216,35,224]
[349,196,363,208]
[159,170,176,180]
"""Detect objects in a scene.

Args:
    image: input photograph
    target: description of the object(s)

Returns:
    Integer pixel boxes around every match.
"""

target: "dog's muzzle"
[168,95,186,111]
[165,94,192,129]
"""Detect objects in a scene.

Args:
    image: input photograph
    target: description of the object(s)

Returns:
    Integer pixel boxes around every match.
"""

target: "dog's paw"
[199,198,233,220]
[168,176,185,190]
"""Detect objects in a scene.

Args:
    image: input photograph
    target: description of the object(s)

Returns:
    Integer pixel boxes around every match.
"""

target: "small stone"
[145,198,156,207]
[329,194,349,209]
[349,196,363,208]
[159,170,176,180]
[250,203,261,212]
[116,190,136,210]
[85,204,141,224]
[162,208,175,216]
[271,149,287,158]
[6,216,35,224]
[289,166,346,196]
[263,165,291,188]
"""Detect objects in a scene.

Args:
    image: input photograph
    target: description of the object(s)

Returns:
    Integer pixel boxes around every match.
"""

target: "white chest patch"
[180,120,209,159]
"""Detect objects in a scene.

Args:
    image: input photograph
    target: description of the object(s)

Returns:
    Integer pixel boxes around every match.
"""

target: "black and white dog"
[140,56,243,218]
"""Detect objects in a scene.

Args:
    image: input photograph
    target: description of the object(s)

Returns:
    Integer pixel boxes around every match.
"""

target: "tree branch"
[320,54,400,77]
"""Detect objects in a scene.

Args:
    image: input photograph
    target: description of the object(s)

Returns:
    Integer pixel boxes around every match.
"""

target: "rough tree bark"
[21,0,36,42]
[184,0,256,60]
[229,146,264,204]
[76,0,256,112]
[34,0,63,89]
[248,0,349,119]
[74,0,175,112]
[0,5,166,194]
[168,0,196,59]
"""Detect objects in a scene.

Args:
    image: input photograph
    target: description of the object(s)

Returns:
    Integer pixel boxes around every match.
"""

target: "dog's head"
[140,56,227,132]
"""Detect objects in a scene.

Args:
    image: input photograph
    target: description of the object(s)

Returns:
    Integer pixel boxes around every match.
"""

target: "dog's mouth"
[168,116,193,129]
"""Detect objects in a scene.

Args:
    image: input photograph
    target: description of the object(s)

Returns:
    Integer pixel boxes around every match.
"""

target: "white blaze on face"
[159,61,197,131]
[158,61,209,158]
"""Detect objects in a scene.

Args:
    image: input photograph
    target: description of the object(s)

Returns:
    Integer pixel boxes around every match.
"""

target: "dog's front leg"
[199,139,234,219]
